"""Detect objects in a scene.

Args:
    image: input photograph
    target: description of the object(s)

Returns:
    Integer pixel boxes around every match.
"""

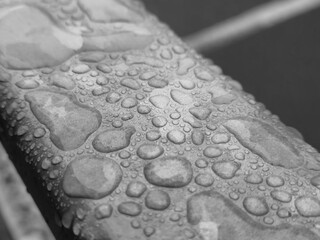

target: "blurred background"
[142,0,320,151]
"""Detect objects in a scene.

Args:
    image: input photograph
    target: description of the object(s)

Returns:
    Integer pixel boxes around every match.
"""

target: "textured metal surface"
[0,0,320,240]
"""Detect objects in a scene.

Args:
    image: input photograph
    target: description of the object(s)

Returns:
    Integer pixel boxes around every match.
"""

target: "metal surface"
[0,0,320,240]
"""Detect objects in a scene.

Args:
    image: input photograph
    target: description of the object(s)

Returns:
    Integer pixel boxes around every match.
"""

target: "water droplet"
[211,133,230,144]
[137,144,164,160]
[92,87,110,96]
[270,190,292,203]
[177,58,196,75]
[149,95,170,109]
[120,78,141,90]
[121,97,138,108]
[194,67,214,81]
[143,227,155,237]
[50,73,75,90]
[72,64,91,74]
[180,79,195,90]
[144,156,193,187]
[310,175,320,188]
[195,159,208,168]
[224,118,303,169]
[96,64,112,73]
[212,161,240,179]
[33,127,46,138]
[95,204,113,219]
[189,107,212,120]
[234,152,245,161]
[229,192,240,200]
[148,78,168,88]
[243,197,269,216]
[191,130,204,145]
[96,76,109,86]
[145,190,170,210]
[62,156,122,199]
[137,105,151,114]
[126,181,147,198]
[140,71,157,80]
[167,130,186,144]
[277,208,291,218]
[245,174,263,184]
[203,146,222,158]
[152,116,167,128]
[118,202,142,216]
[106,92,122,103]
[195,173,214,187]
[170,89,193,105]
[295,196,320,217]
[15,79,39,89]
[266,175,284,187]
[146,130,161,141]
[25,90,101,151]
[160,49,172,60]
[92,126,136,153]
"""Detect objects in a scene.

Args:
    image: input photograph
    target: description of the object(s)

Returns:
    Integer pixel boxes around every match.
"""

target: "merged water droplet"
[149,95,170,109]
[243,197,269,216]
[92,126,136,153]
[167,130,186,144]
[211,133,230,144]
[295,196,320,217]
[245,173,263,184]
[212,161,240,179]
[266,175,285,187]
[189,107,212,120]
[170,89,193,105]
[144,156,193,187]
[62,156,122,199]
[25,90,101,151]
[95,204,113,219]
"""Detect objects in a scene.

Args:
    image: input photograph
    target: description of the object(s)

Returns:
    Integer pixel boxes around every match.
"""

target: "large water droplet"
[243,197,269,216]
[92,126,135,153]
[167,130,186,144]
[144,156,193,187]
[25,90,101,151]
[149,95,170,109]
[266,175,284,187]
[295,197,320,217]
[62,156,122,199]
[189,107,212,120]
[170,89,193,105]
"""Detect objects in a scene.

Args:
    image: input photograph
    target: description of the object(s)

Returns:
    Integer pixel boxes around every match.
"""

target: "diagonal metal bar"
[184,0,320,52]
